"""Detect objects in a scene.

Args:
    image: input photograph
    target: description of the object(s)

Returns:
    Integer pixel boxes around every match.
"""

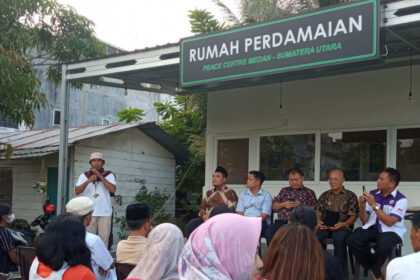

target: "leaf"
[117,107,145,123]
[0,0,106,127]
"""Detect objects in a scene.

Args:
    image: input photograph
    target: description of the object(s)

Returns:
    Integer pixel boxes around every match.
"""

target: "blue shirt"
[236,188,273,224]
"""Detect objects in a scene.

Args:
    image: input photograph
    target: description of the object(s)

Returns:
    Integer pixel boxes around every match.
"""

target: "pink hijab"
[178,213,261,280]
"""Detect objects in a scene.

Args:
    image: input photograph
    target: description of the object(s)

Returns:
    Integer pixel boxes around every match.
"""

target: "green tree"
[118,107,145,123]
[154,94,207,193]
[212,0,317,25]
[0,0,106,128]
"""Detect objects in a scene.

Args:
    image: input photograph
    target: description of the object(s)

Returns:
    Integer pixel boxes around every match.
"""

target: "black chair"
[115,262,135,280]
[352,242,402,280]
[322,238,355,279]
[17,246,37,280]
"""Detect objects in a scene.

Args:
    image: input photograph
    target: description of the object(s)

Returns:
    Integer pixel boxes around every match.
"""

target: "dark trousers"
[265,220,288,245]
[346,226,402,278]
[185,217,204,239]
[261,220,268,238]
[317,228,351,273]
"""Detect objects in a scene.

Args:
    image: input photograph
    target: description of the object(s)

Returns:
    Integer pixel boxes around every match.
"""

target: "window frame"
[212,124,420,186]
[214,135,252,187]
[102,118,111,125]
[392,124,420,184]
[258,130,317,182]
[319,127,389,183]
[52,109,61,126]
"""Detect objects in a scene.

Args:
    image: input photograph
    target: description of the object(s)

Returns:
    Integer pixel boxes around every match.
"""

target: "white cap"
[66,197,93,216]
[89,152,104,163]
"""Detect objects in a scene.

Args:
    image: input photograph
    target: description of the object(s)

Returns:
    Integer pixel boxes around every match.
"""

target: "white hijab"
[127,223,184,280]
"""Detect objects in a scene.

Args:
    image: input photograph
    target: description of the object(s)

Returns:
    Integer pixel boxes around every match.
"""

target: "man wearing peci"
[185,166,238,238]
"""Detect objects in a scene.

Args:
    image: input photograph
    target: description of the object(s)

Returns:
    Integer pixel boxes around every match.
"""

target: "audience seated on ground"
[116,203,152,265]
[261,223,325,280]
[237,170,272,238]
[66,196,116,280]
[127,223,184,280]
[290,205,343,280]
[179,213,262,280]
[185,166,238,239]
[29,213,95,280]
[386,211,420,280]
[266,168,317,245]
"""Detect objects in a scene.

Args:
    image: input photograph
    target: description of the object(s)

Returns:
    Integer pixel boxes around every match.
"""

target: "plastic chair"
[115,262,135,280]
[17,246,37,280]
[322,238,355,279]
[351,242,402,280]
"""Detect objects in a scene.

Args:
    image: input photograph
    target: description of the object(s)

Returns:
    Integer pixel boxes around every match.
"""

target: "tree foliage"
[154,94,208,193]
[212,0,346,26]
[0,0,106,128]
[118,107,145,123]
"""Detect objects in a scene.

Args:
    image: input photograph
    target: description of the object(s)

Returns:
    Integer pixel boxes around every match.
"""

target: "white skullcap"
[66,197,93,216]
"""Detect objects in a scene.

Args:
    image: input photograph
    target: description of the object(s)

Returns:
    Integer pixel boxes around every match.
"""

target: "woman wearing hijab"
[178,213,262,280]
[126,223,184,280]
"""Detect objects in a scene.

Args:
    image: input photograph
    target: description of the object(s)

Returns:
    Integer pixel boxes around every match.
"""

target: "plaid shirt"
[315,187,359,228]
[273,186,317,222]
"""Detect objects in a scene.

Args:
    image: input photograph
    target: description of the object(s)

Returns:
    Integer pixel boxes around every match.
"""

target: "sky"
[57,0,241,51]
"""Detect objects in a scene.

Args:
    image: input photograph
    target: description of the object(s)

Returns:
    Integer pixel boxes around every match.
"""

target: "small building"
[0,122,188,244]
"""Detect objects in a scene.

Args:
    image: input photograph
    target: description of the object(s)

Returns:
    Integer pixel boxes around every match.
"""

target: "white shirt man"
[75,152,116,246]
[66,196,117,280]
[386,212,420,280]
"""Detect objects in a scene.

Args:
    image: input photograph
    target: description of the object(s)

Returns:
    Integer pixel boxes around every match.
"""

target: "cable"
[150,146,200,222]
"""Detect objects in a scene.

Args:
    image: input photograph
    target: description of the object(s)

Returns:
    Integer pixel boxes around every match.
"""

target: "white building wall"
[205,64,420,255]
[72,128,176,245]
[1,154,59,222]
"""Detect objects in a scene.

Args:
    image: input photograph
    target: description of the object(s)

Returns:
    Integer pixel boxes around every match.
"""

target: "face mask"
[7,213,15,223]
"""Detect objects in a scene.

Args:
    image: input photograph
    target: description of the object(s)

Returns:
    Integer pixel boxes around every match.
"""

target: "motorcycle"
[8,201,56,247]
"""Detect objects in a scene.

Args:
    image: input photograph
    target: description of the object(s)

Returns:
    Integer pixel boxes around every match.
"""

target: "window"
[53,109,61,126]
[321,130,386,181]
[102,118,110,125]
[0,117,18,129]
[260,134,315,180]
[0,168,13,206]
[217,138,249,184]
[397,128,420,181]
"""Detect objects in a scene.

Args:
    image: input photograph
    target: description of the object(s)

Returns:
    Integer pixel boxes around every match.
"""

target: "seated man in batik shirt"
[185,166,238,238]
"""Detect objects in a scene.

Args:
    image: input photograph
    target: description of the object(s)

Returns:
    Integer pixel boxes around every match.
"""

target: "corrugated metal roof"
[0,122,150,159]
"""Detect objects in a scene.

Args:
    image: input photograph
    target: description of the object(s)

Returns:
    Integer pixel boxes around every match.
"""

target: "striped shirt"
[0,226,16,273]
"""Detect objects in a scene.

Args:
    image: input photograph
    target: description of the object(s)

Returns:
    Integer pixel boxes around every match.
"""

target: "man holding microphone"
[75,152,116,246]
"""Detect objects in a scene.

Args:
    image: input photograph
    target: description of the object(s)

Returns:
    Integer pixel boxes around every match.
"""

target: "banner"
[180,0,379,87]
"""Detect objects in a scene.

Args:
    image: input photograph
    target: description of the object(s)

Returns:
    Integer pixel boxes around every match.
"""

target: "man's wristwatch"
[373,205,380,211]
